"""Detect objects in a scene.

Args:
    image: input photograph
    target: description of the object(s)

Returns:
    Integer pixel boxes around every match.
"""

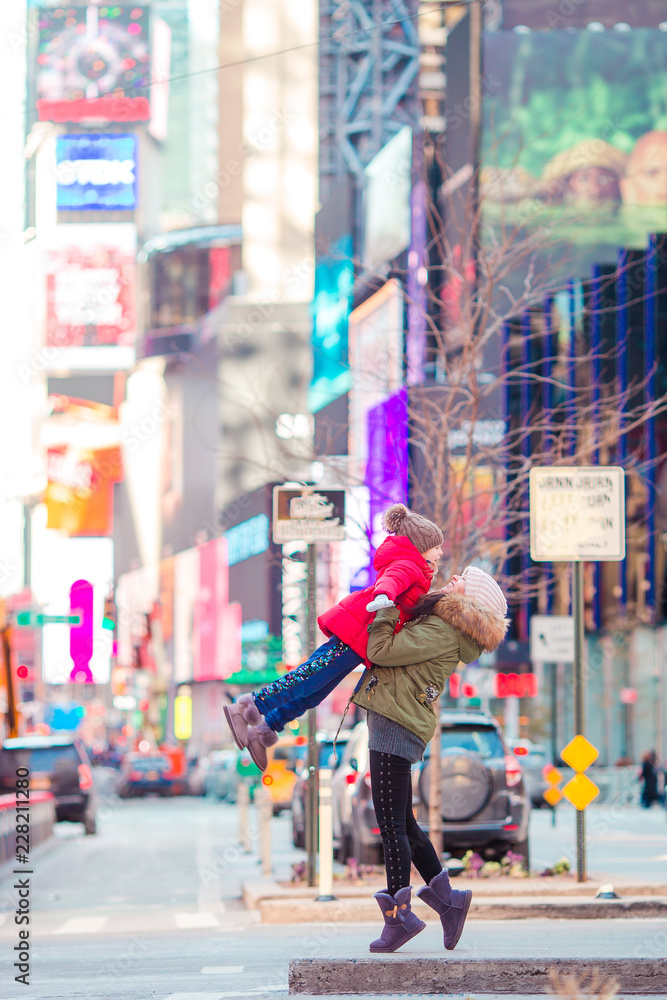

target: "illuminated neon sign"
[56,134,138,210]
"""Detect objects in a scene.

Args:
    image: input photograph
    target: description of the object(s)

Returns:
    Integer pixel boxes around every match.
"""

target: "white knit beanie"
[462,566,508,616]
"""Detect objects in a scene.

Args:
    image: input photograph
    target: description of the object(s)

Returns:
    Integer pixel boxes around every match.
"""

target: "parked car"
[508,739,550,807]
[89,743,123,769]
[117,751,174,798]
[159,744,188,795]
[291,730,352,849]
[204,750,238,801]
[332,712,531,867]
[262,736,304,815]
[415,712,531,866]
[1,734,97,834]
[331,722,376,863]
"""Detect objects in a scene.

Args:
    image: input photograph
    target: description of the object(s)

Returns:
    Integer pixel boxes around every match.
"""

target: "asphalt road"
[0,777,665,1000]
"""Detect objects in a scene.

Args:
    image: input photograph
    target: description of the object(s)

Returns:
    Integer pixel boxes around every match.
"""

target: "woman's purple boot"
[223,693,262,750]
[416,869,472,950]
[369,887,425,953]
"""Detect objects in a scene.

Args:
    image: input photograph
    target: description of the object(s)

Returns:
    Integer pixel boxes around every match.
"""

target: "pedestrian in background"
[224,503,444,769]
[352,566,509,954]
[639,749,661,807]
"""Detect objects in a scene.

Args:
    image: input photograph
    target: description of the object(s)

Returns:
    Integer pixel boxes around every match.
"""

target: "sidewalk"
[243,875,667,923]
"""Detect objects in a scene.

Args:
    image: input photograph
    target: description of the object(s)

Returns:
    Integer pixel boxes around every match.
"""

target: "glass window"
[439,726,505,759]
[1,745,79,775]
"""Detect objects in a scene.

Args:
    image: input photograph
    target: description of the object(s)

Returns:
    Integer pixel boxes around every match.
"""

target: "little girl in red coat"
[224,503,443,769]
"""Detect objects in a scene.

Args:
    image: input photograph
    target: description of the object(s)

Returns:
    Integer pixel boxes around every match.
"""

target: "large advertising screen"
[482,28,667,278]
[364,126,412,270]
[309,235,354,413]
[43,397,123,538]
[36,5,150,122]
[348,279,405,483]
[56,134,138,210]
[45,223,136,351]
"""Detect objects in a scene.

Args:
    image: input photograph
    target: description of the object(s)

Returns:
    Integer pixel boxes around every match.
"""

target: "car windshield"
[1,745,79,774]
[440,726,505,759]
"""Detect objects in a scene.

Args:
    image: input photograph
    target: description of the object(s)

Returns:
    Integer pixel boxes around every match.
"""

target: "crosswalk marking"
[162,994,227,1000]
[54,916,108,935]
[163,990,284,1000]
[201,967,244,974]
[173,912,220,929]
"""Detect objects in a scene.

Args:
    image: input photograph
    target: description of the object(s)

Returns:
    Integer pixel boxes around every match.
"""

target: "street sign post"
[16,611,81,627]
[272,486,347,888]
[530,466,625,882]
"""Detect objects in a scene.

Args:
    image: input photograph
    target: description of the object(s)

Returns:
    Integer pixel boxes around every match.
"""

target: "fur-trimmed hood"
[431,592,509,653]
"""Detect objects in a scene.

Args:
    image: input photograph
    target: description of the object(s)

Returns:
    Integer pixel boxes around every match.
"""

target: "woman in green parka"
[352,566,509,955]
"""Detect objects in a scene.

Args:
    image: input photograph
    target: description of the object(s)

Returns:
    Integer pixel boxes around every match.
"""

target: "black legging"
[369,749,442,896]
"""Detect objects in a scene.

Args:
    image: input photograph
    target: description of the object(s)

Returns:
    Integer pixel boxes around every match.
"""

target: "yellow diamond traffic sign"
[543,786,563,806]
[562,772,599,810]
[543,765,563,785]
[561,735,598,772]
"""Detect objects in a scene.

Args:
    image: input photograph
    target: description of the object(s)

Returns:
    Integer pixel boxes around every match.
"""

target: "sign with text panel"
[529,466,625,562]
[273,488,346,544]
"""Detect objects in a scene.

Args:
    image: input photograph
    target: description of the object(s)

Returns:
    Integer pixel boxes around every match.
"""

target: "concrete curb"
[288,958,666,995]
[259,894,667,923]
[243,878,667,909]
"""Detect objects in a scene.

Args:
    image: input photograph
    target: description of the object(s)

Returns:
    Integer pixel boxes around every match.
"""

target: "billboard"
[45,223,136,358]
[366,390,409,550]
[45,444,123,536]
[309,235,354,412]
[56,134,138,210]
[171,539,242,684]
[348,279,405,482]
[364,126,412,270]
[43,397,123,537]
[482,28,667,278]
[36,5,150,123]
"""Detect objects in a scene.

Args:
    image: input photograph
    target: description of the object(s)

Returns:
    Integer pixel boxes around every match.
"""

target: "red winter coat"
[318,535,435,665]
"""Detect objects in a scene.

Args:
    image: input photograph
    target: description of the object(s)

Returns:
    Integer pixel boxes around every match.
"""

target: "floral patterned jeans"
[252,635,361,732]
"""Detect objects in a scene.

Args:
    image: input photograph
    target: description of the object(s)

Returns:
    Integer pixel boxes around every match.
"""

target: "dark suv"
[333,712,530,867]
[1,734,97,834]
[414,711,530,866]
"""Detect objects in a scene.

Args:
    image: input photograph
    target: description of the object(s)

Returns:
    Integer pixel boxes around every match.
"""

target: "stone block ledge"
[288,958,666,995]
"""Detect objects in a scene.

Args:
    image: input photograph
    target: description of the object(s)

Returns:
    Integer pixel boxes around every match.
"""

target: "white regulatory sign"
[529,466,625,562]
[530,615,574,663]
[272,487,346,544]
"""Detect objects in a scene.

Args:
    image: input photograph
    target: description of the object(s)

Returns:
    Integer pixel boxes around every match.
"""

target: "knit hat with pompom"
[382,503,444,554]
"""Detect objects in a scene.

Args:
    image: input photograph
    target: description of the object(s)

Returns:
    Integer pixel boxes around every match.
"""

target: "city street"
[2,1,667,998]
[1,778,666,999]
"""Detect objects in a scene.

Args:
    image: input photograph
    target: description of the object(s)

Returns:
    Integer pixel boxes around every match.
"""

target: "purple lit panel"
[406,181,427,385]
[366,388,409,552]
